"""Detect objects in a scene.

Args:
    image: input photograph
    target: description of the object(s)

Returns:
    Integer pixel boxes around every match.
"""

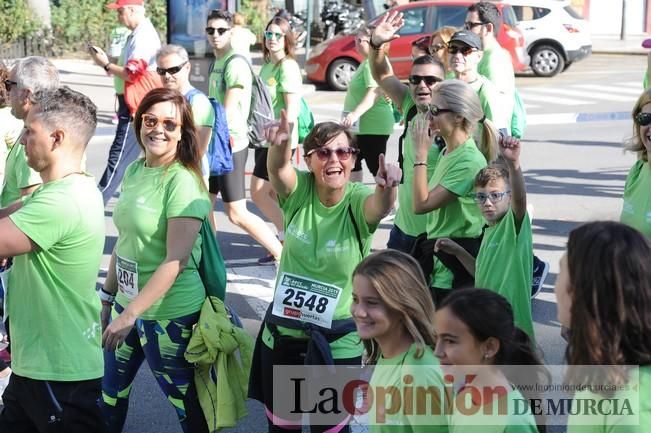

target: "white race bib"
[116,256,139,300]
[272,272,342,328]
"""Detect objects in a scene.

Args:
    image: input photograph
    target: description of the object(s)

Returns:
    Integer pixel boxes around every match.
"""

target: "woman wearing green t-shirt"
[253,16,303,265]
[555,222,651,433]
[621,90,651,237]
[100,88,210,433]
[249,113,401,433]
[352,250,449,433]
[435,288,544,433]
[342,26,394,183]
[411,79,498,304]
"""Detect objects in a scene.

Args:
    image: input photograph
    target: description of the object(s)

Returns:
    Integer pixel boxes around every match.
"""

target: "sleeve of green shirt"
[478,79,509,131]
[224,56,251,90]
[439,158,478,197]
[278,60,302,94]
[165,168,211,220]
[349,182,376,238]
[190,93,215,128]
[279,169,309,215]
[10,187,75,250]
[362,62,379,89]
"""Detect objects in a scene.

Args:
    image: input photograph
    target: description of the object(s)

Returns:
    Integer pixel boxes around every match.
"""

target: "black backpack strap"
[397,105,419,184]
[347,204,364,258]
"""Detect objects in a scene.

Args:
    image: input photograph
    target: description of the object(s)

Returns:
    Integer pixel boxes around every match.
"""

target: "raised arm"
[368,10,408,109]
[410,113,457,213]
[266,110,297,199]
[363,154,401,225]
[499,136,527,229]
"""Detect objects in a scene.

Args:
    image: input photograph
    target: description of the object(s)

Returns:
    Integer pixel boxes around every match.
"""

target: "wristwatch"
[103,63,111,72]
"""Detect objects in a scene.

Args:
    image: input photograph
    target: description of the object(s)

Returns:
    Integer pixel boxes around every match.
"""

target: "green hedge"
[0,0,39,43]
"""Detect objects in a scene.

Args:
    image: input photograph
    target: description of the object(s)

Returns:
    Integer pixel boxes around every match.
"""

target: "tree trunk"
[27,0,52,28]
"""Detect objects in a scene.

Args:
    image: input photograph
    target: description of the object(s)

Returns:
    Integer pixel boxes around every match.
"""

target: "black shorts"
[352,134,390,176]
[208,147,248,202]
[252,148,296,181]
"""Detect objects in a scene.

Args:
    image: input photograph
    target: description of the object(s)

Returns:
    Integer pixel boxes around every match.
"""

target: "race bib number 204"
[272,272,342,328]
[116,256,139,301]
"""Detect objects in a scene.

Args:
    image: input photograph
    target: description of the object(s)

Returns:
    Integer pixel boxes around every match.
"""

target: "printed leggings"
[100,304,208,433]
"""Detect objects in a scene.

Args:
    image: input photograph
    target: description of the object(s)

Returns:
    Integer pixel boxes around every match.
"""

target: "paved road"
[51,53,645,432]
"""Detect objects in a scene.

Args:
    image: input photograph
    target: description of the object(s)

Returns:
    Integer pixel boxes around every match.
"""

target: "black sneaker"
[531,257,549,298]
[257,253,277,266]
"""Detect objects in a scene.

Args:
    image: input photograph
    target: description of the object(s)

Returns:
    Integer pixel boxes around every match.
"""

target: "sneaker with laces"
[257,253,277,266]
[531,257,549,299]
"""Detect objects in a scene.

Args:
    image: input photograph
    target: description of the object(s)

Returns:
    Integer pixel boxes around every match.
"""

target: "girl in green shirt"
[352,249,450,433]
[555,221,651,433]
[435,288,544,433]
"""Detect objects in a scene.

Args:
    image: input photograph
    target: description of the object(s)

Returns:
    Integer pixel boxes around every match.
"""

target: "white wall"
[589,0,646,36]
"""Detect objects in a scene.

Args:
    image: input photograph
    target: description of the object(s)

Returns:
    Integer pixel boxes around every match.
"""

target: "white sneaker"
[0,368,11,406]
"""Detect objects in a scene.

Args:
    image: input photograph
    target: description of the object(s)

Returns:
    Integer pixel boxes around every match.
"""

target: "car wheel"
[326,58,358,91]
[530,45,565,77]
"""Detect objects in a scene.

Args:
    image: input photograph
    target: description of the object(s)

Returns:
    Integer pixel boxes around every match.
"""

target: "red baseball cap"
[106,0,144,9]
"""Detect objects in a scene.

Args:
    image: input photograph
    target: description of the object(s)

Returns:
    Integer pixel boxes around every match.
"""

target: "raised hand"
[264,109,293,147]
[499,134,521,166]
[410,112,434,160]
[371,10,404,46]
[375,153,401,188]
[434,238,463,256]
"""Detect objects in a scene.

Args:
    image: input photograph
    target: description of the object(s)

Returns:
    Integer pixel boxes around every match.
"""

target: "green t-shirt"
[475,209,534,339]
[113,160,211,320]
[568,366,651,433]
[261,169,376,359]
[187,87,214,129]
[208,49,252,152]
[620,160,651,237]
[369,343,449,433]
[470,76,510,133]
[343,59,394,135]
[260,57,302,147]
[478,44,515,97]
[394,94,441,237]
[449,388,538,433]
[427,138,487,288]
[7,174,105,381]
[0,135,42,208]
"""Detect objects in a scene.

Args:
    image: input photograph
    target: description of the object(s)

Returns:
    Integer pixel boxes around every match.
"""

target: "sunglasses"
[448,45,477,56]
[307,146,359,161]
[205,26,230,36]
[636,112,651,126]
[474,191,511,204]
[141,113,181,132]
[156,61,188,76]
[464,21,486,30]
[408,75,442,86]
[429,43,447,53]
[264,31,285,41]
[429,105,454,117]
[4,79,17,91]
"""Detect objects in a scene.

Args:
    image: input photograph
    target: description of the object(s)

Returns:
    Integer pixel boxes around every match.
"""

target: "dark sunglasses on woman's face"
[141,113,181,132]
[408,75,442,86]
[205,26,230,36]
[4,79,17,92]
[429,105,454,117]
[156,61,188,76]
[307,146,359,161]
[636,112,651,126]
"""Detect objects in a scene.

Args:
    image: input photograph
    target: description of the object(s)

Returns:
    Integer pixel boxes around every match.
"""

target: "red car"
[306,0,529,91]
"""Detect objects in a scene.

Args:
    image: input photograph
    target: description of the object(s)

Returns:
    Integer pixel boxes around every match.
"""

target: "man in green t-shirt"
[368,12,445,254]
[0,88,105,431]
[205,9,282,262]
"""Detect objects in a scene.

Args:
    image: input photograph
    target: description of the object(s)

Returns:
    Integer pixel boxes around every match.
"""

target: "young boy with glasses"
[434,136,535,340]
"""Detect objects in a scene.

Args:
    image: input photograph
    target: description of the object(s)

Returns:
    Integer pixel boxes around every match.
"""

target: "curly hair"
[564,221,651,393]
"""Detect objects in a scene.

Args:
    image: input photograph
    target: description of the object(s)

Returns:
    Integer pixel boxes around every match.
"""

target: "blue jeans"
[386,224,420,254]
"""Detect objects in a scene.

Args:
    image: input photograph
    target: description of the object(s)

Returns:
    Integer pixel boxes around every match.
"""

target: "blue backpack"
[186,88,233,176]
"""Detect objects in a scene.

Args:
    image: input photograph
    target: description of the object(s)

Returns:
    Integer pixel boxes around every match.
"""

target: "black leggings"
[352,134,390,176]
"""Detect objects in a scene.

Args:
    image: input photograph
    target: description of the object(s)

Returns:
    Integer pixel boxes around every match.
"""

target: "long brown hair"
[263,16,296,63]
[353,250,436,364]
[134,88,204,187]
[565,221,651,392]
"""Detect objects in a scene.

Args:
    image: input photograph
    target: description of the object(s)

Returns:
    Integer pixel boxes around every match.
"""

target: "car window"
[398,7,427,35]
[433,5,467,29]
[563,5,584,19]
[512,5,549,21]
[501,5,520,26]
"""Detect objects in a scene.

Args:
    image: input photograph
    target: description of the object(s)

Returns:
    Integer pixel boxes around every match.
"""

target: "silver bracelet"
[98,288,116,304]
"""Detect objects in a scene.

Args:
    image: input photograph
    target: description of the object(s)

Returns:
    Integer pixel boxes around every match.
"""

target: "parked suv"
[509,0,592,77]
[305,0,529,91]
